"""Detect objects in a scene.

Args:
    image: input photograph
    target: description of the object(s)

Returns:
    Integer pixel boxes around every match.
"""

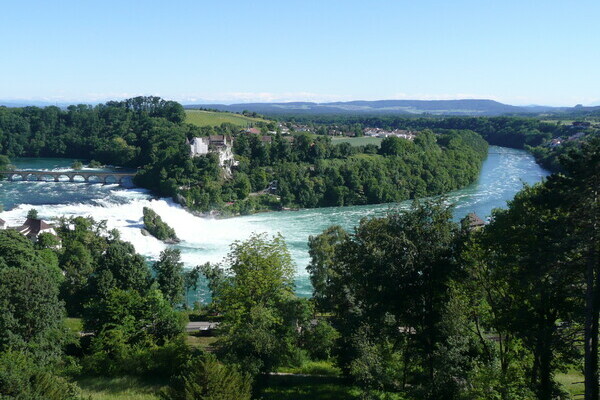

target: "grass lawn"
[330,136,383,147]
[185,334,218,351]
[185,110,267,127]
[76,376,167,400]
[65,317,83,334]
[260,375,359,400]
[556,369,584,397]
[276,360,342,376]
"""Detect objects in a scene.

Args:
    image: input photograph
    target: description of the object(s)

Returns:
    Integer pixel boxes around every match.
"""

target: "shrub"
[0,350,82,400]
[160,353,252,400]
[302,320,340,360]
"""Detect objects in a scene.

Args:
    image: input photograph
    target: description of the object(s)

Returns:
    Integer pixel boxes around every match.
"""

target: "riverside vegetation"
[0,97,488,215]
[0,97,599,399]
[0,133,598,399]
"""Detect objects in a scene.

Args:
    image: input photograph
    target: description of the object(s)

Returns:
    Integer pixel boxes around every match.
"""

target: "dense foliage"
[0,97,490,215]
[143,207,179,243]
[201,234,313,377]
[304,138,599,400]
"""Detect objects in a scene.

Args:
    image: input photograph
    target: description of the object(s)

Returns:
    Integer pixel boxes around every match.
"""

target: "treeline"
[0,138,598,399]
[0,215,212,398]
[277,114,576,149]
[302,137,600,399]
[184,129,488,213]
[0,97,490,216]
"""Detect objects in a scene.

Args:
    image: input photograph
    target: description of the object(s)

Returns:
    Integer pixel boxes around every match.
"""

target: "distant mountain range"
[185,99,572,116]
[2,98,598,117]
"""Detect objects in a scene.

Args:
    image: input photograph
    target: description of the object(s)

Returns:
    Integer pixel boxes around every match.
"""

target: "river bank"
[0,146,549,300]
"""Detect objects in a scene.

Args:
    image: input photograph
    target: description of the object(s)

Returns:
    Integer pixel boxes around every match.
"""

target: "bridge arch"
[103,175,118,184]
[86,175,103,184]
[70,174,87,183]
[39,174,56,182]
[56,174,71,182]
[24,173,39,182]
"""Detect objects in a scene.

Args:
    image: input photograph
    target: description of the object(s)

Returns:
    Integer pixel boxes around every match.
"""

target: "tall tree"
[203,233,306,376]
[556,138,600,400]
[477,183,581,400]
[154,248,185,306]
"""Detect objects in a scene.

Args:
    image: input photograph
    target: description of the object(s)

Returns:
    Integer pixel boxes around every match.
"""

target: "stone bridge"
[0,170,136,186]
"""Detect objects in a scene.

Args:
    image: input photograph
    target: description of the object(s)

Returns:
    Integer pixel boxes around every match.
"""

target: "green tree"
[307,225,348,312]
[0,266,66,363]
[154,248,185,306]
[475,183,582,400]
[203,234,305,376]
[309,200,464,397]
[0,350,82,400]
[554,137,600,400]
[161,353,252,400]
[95,240,150,293]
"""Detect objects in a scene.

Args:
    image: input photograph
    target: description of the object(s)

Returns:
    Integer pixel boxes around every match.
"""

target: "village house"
[549,138,563,148]
[245,127,262,135]
[463,212,486,231]
[16,217,58,241]
[364,128,416,140]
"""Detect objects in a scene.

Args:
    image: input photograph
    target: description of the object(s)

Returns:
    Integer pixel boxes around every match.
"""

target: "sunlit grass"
[330,136,383,147]
[76,375,166,400]
[556,368,584,397]
[185,110,267,127]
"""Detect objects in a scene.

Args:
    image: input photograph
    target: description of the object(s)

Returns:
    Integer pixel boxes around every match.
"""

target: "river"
[0,146,549,299]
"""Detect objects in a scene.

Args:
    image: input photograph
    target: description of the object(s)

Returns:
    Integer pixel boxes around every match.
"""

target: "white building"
[190,137,209,156]
[190,135,237,168]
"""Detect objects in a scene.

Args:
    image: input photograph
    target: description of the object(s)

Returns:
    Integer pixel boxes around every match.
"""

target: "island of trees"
[142,207,179,243]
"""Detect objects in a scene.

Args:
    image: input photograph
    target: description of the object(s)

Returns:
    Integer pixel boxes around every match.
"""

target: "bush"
[88,160,103,168]
[160,353,252,400]
[0,350,82,400]
[302,320,340,360]
[82,332,190,378]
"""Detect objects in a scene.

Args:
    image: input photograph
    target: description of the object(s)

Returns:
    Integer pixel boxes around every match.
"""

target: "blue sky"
[1,0,598,106]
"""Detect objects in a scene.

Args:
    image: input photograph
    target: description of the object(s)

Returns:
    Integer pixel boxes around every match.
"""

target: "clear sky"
[1,0,598,106]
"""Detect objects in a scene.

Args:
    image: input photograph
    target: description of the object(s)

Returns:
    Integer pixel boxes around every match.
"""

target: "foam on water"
[0,147,550,298]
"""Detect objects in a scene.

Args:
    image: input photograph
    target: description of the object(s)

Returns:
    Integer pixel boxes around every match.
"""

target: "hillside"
[185,99,533,116]
[185,109,267,127]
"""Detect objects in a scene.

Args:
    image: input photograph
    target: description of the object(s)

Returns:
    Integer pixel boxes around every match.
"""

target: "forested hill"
[186,99,528,116]
[0,96,487,215]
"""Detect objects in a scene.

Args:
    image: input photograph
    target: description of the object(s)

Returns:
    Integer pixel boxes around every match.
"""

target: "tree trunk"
[584,253,599,400]
[539,342,554,400]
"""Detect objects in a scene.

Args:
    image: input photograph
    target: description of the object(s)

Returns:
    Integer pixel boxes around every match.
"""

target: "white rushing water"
[0,147,550,298]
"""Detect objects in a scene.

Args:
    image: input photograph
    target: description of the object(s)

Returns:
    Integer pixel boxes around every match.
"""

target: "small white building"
[0,218,6,230]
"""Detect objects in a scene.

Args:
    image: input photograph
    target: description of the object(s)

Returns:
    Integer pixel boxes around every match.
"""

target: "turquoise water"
[0,147,549,299]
